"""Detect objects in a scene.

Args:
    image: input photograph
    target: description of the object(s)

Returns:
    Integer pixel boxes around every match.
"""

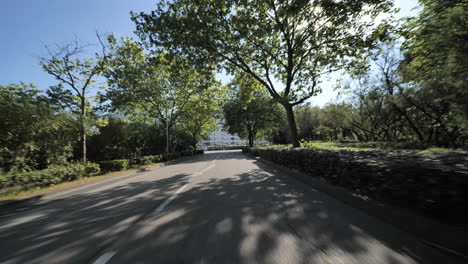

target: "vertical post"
[166,111,169,155]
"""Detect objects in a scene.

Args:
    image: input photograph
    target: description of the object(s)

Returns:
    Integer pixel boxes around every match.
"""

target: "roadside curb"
[0,155,198,215]
[248,154,468,260]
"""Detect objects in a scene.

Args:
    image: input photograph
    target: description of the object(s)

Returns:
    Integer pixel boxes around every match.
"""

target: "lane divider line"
[91,153,223,264]
[154,184,188,216]
[92,251,116,264]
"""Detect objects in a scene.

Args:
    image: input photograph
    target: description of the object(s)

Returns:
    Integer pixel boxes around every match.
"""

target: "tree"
[39,37,108,162]
[87,117,160,161]
[296,106,321,140]
[0,83,76,172]
[104,35,219,153]
[132,0,395,147]
[319,103,354,141]
[179,85,226,149]
[398,0,468,147]
[223,73,283,147]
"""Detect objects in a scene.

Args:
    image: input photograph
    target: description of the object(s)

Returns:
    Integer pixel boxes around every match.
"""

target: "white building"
[201,123,269,147]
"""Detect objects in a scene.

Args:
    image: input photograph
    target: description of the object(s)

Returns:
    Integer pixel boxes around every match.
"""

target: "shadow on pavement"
[0,151,462,264]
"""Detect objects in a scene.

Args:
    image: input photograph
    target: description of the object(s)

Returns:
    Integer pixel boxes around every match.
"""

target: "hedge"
[99,159,129,172]
[207,146,245,151]
[138,155,162,165]
[0,149,206,195]
[243,146,468,224]
[0,162,101,190]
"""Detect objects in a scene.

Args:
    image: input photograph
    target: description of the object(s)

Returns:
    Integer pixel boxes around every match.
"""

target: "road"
[0,150,463,264]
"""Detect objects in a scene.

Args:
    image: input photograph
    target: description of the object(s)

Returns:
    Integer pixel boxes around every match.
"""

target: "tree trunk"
[392,103,424,142]
[82,131,87,163]
[248,130,254,147]
[283,103,300,148]
[192,135,197,150]
[80,96,87,163]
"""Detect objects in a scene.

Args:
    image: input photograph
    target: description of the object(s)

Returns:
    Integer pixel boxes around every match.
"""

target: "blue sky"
[1,0,420,106]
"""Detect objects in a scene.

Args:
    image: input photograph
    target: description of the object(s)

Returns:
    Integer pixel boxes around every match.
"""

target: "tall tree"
[39,38,108,162]
[132,0,395,147]
[223,73,283,147]
[179,85,226,149]
[104,35,218,152]
[399,0,468,146]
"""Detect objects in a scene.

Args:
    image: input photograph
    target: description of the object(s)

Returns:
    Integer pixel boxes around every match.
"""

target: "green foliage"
[207,146,244,151]
[132,0,396,147]
[178,81,227,149]
[87,117,161,161]
[241,145,468,222]
[0,83,76,172]
[401,0,467,88]
[39,39,108,162]
[139,155,163,165]
[99,159,129,172]
[0,162,100,190]
[83,162,101,176]
[397,0,468,147]
[223,73,284,147]
[104,36,221,152]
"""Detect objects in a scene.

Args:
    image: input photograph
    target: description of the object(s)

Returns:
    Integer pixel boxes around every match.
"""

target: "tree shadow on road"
[0,151,462,264]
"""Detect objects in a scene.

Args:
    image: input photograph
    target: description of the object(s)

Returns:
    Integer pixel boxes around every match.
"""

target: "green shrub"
[207,146,244,151]
[100,159,129,172]
[139,156,152,165]
[155,155,163,162]
[139,155,163,165]
[84,162,101,176]
[0,162,101,190]
[242,146,468,223]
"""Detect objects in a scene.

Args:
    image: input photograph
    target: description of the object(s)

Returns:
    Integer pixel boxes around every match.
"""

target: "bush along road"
[242,147,468,227]
[0,150,204,201]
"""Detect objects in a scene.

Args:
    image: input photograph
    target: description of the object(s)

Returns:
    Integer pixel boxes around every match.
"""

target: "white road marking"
[92,251,116,264]
[91,153,224,263]
[193,164,216,176]
[154,184,188,215]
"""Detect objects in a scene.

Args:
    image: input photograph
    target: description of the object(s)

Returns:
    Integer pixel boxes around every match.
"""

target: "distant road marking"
[91,153,224,264]
[155,153,222,213]
[92,251,116,264]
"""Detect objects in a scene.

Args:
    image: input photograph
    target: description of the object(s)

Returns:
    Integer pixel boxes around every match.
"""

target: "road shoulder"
[248,153,468,260]
[0,155,197,215]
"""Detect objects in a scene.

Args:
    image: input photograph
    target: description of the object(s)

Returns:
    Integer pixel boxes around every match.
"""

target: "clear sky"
[1,0,420,107]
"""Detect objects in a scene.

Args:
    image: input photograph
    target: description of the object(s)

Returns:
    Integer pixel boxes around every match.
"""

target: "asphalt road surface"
[0,150,463,264]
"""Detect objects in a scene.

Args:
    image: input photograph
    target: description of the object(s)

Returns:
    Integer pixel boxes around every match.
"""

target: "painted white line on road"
[93,251,116,264]
[152,153,222,216]
[154,184,188,215]
[193,164,216,176]
[91,153,223,263]
[212,153,223,164]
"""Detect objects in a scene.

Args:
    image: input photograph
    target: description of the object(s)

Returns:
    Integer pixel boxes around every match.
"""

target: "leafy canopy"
[133,0,395,106]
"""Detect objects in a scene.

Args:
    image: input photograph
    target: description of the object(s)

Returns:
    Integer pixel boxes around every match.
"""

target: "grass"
[255,141,464,155]
[415,147,465,156]
[0,163,160,202]
[300,141,376,151]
